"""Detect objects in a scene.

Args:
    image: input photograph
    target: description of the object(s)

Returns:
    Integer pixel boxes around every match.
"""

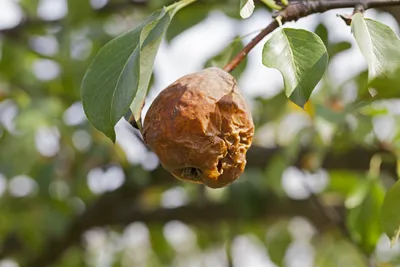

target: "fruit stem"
[223,20,279,73]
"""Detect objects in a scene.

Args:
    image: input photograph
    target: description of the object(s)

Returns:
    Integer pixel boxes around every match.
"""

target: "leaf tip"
[109,131,117,144]
[103,127,116,143]
[289,98,306,110]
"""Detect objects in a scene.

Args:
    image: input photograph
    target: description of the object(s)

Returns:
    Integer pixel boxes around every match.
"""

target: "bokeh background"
[1,0,400,266]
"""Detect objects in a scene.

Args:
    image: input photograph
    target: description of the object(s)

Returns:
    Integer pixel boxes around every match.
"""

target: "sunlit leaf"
[239,0,255,19]
[326,171,363,197]
[81,0,196,141]
[129,12,174,128]
[351,13,400,82]
[81,10,164,141]
[345,179,370,209]
[262,28,328,108]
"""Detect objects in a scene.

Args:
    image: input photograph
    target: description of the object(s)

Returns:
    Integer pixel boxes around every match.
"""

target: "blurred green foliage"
[1,1,400,267]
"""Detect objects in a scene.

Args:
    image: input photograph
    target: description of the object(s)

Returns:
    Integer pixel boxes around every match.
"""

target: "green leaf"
[262,28,328,108]
[381,179,400,247]
[205,38,247,79]
[315,23,328,46]
[148,225,174,263]
[81,10,164,141]
[81,0,195,141]
[329,41,352,58]
[0,131,37,177]
[240,0,254,19]
[19,0,40,15]
[80,5,181,141]
[345,179,371,209]
[315,23,351,58]
[67,0,93,24]
[346,179,385,254]
[327,171,363,197]
[129,13,172,130]
[315,239,366,267]
[252,92,288,128]
[266,221,292,266]
[264,155,287,197]
[351,13,400,82]
[315,104,345,124]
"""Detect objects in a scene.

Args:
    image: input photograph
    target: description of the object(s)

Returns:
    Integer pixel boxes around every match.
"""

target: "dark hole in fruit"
[217,159,223,173]
[181,167,202,180]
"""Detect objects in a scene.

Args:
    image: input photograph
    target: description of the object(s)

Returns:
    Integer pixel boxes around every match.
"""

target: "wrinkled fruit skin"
[143,67,254,188]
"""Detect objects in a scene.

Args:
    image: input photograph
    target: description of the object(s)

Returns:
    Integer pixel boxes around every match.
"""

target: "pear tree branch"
[223,0,400,72]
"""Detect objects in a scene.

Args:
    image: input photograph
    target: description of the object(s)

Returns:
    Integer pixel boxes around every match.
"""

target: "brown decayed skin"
[143,67,254,188]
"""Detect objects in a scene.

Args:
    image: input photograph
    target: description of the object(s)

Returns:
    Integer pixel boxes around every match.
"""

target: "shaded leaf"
[329,41,352,58]
[0,131,37,177]
[264,155,287,197]
[346,179,385,254]
[262,28,328,107]
[381,179,400,246]
[148,225,174,264]
[315,239,366,267]
[67,0,93,24]
[315,104,345,124]
[205,38,247,79]
[315,23,328,46]
[315,23,352,58]
[369,67,400,99]
[266,221,291,266]
[19,0,40,15]
[252,91,287,128]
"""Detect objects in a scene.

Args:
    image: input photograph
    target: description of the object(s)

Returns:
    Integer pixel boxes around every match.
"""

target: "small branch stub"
[124,110,140,130]
[338,4,365,25]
